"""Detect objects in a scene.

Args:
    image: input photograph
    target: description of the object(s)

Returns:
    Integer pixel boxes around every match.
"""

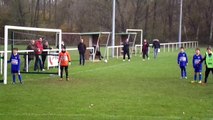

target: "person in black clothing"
[94,44,104,60]
[23,40,35,71]
[199,47,213,84]
[42,41,52,69]
[142,39,149,61]
[123,39,130,62]
[78,39,86,65]
[152,39,160,59]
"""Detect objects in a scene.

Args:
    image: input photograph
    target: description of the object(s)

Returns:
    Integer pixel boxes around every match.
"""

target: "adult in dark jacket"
[199,47,213,85]
[42,41,52,69]
[24,40,35,71]
[142,39,149,61]
[123,39,130,61]
[152,39,160,59]
[78,39,86,65]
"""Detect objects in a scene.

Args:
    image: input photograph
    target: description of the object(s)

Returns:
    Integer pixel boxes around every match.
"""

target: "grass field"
[0,48,213,120]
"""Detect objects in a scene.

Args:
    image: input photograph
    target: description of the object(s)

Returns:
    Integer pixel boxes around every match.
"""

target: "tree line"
[0,0,212,44]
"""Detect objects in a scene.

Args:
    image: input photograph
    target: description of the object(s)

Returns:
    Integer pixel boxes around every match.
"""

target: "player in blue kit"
[8,48,22,84]
[191,48,203,83]
[177,47,188,79]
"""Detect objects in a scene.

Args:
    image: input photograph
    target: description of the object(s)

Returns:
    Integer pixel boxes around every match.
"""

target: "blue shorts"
[194,68,202,73]
[12,70,19,74]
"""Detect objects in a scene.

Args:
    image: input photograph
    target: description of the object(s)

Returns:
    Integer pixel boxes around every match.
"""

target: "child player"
[177,47,188,79]
[8,48,22,84]
[58,47,71,81]
[191,48,202,83]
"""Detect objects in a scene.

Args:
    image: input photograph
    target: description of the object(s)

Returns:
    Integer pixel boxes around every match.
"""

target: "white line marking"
[0,113,184,119]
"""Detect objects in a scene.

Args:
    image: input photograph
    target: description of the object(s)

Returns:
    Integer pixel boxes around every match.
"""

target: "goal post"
[126,29,143,55]
[106,32,137,59]
[4,25,62,84]
[59,32,111,62]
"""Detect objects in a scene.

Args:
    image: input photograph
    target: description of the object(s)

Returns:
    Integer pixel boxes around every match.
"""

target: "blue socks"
[12,74,16,83]
[194,73,202,81]
[199,74,202,81]
[12,74,22,84]
[181,70,187,78]
[18,74,22,83]
[194,74,197,80]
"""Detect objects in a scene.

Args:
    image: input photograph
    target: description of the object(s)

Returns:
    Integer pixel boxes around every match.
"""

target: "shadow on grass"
[20,72,58,75]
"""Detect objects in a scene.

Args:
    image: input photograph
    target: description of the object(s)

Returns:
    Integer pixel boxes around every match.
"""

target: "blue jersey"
[177,52,188,67]
[8,54,21,72]
[192,54,202,69]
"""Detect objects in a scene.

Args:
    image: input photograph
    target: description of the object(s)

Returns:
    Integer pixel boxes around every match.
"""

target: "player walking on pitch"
[123,39,130,62]
[142,39,149,61]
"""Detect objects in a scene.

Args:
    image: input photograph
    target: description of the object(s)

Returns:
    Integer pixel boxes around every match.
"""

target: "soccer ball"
[104,59,108,63]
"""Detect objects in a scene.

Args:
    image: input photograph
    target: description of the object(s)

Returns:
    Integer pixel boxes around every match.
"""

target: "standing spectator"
[8,48,22,84]
[42,41,52,69]
[24,40,35,71]
[58,47,71,81]
[177,47,188,79]
[78,39,86,65]
[200,47,213,85]
[34,37,44,71]
[152,39,160,59]
[142,39,149,61]
[123,39,130,62]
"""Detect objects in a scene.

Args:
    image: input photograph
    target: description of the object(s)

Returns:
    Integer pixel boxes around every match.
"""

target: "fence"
[135,41,198,55]
[107,41,198,59]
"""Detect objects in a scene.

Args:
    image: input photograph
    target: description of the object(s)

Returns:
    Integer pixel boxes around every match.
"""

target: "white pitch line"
[69,62,126,75]
[19,62,126,82]
[0,113,184,119]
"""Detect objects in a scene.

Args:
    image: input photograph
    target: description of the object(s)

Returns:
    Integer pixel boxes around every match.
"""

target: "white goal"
[126,29,143,55]
[3,25,62,84]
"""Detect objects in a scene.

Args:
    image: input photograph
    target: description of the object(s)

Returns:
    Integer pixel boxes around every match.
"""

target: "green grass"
[0,48,213,120]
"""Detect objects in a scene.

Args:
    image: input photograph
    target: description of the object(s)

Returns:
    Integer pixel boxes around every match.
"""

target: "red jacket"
[35,40,43,54]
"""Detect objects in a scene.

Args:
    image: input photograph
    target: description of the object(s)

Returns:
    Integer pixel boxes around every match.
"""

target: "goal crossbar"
[126,29,143,54]
[4,25,62,84]
[60,32,111,61]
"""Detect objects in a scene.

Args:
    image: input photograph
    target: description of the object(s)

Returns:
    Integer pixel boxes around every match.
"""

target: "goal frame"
[60,32,111,61]
[126,29,143,54]
[4,25,62,84]
[106,32,137,59]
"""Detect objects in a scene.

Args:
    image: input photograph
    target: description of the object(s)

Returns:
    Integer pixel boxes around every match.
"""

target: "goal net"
[60,32,110,62]
[3,25,62,84]
[126,29,143,55]
[107,32,137,59]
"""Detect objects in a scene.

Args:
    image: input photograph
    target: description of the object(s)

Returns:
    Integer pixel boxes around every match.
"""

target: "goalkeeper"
[58,47,71,81]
